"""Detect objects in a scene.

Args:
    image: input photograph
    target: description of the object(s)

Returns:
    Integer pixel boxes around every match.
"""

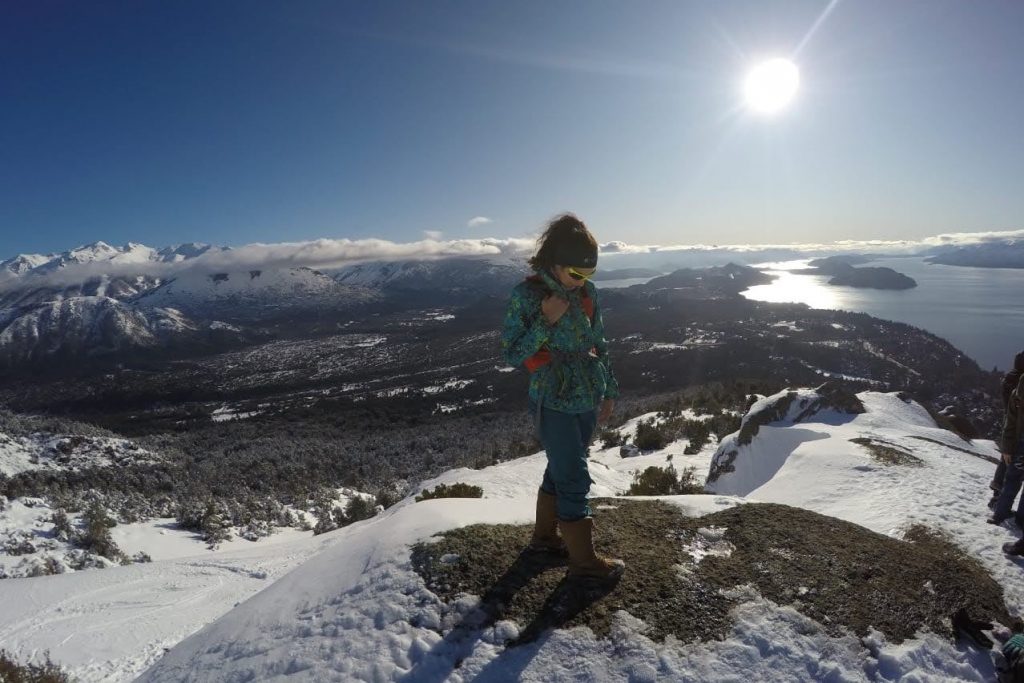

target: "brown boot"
[559,517,625,581]
[527,489,567,555]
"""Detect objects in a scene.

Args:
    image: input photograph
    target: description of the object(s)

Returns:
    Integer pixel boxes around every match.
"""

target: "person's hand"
[541,294,569,325]
[598,398,615,424]
[1004,452,1014,465]
[1004,633,1024,664]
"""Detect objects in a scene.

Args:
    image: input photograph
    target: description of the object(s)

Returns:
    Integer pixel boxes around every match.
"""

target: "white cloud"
[467,216,493,228]
[0,237,537,292]
[4,228,1021,292]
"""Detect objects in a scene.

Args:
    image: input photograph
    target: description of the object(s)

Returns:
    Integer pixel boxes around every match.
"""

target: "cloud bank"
[3,229,1021,292]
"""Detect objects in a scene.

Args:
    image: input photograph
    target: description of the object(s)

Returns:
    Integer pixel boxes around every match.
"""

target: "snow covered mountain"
[0,241,226,308]
[2,386,1018,681]
[331,255,528,297]
[0,297,197,365]
[133,266,379,319]
[0,241,381,362]
[925,238,1024,269]
[0,253,53,281]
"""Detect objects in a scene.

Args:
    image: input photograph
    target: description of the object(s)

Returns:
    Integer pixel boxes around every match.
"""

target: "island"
[802,255,917,290]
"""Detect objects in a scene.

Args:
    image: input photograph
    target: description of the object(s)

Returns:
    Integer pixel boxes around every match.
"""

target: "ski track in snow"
[0,533,342,682]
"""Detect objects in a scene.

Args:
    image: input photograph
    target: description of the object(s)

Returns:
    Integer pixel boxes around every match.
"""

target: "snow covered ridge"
[0,241,225,282]
[128,388,1022,682]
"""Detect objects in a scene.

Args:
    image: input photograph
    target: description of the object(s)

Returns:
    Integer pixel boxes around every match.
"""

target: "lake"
[740,257,1024,372]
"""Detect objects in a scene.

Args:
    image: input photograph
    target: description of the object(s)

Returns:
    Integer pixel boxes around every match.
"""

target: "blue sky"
[2,1,1023,257]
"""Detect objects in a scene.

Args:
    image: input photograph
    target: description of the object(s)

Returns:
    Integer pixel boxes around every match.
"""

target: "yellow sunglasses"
[567,266,596,281]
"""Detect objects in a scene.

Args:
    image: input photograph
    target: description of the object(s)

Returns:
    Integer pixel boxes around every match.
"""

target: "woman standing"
[501,213,624,582]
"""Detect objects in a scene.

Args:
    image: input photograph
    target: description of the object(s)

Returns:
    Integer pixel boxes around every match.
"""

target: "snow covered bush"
[79,499,122,561]
[342,495,376,524]
[0,648,70,682]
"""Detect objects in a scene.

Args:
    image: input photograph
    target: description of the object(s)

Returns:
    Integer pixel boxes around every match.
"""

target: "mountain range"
[0,241,539,366]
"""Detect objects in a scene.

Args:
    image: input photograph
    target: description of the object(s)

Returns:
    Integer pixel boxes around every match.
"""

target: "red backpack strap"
[580,286,594,322]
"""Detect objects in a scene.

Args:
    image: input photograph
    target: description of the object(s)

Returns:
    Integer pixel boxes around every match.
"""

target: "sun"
[744,58,800,114]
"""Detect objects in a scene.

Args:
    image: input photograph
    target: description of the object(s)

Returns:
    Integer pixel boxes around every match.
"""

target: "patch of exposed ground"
[850,437,924,467]
[411,500,1011,647]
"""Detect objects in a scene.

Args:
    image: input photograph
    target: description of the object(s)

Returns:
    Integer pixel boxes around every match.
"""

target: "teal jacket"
[501,268,619,413]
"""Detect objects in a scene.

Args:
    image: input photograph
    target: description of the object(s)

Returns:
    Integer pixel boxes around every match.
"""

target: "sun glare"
[744,58,800,114]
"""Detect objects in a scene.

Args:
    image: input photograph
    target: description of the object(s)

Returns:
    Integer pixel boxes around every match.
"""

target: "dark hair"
[1015,350,1024,372]
[528,213,599,271]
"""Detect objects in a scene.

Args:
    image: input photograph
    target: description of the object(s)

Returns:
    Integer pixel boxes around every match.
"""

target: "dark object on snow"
[952,607,993,649]
[619,443,640,458]
[1004,539,1024,557]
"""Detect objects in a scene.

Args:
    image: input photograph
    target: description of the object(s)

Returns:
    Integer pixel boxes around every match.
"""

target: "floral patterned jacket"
[501,268,619,413]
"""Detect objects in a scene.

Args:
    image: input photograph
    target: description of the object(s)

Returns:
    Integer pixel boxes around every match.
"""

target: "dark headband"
[554,242,598,269]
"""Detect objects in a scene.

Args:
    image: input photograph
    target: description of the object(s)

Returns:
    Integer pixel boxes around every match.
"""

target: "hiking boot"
[1004,539,1024,557]
[525,489,567,556]
[559,516,625,582]
[988,515,1011,526]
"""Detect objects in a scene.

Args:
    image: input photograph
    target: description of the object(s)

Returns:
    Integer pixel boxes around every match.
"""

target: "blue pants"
[994,438,1024,523]
[994,459,1024,524]
[528,399,598,522]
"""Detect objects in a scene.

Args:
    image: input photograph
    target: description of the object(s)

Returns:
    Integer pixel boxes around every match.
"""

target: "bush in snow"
[415,483,484,502]
[598,428,624,449]
[131,551,152,563]
[23,555,66,577]
[0,648,70,683]
[2,532,36,556]
[311,490,339,536]
[79,499,123,561]
[342,495,377,525]
[50,509,73,542]
[625,465,703,496]
[200,501,232,549]
[240,519,272,541]
[634,419,669,451]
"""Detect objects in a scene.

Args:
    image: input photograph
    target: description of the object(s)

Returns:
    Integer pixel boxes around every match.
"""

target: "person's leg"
[536,406,592,521]
[528,399,564,552]
[992,460,1007,492]
[993,463,1024,521]
[578,409,599,455]
[538,405,623,581]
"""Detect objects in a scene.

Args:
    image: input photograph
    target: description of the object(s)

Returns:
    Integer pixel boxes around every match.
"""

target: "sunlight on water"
[742,269,841,309]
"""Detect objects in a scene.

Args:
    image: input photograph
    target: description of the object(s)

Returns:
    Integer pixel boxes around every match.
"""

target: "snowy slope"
[134,391,1019,683]
[705,388,1024,612]
[0,529,343,681]
[2,391,1020,682]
